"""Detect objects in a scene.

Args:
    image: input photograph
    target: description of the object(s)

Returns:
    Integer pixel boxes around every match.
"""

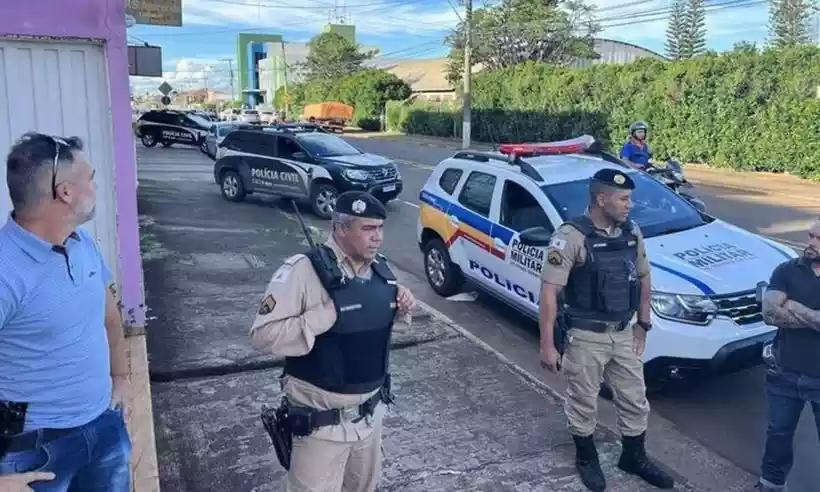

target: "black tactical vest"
[284,247,398,394]
[564,216,640,323]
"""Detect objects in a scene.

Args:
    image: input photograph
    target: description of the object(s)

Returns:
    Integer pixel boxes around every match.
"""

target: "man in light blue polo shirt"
[0,133,131,491]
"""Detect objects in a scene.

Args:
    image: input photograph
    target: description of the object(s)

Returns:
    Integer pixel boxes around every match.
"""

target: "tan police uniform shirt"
[249,236,386,443]
[541,217,650,287]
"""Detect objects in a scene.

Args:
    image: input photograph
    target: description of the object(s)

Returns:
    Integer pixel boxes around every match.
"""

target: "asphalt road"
[137,139,818,491]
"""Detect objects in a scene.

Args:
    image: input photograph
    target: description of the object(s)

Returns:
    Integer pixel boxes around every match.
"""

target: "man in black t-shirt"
[756,219,820,492]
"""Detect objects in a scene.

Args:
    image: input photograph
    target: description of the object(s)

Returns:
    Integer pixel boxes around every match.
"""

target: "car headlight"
[650,292,717,325]
[344,169,370,181]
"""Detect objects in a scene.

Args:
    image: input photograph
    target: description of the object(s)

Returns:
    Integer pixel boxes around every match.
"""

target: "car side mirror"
[682,194,707,213]
[666,160,682,173]
[519,226,553,246]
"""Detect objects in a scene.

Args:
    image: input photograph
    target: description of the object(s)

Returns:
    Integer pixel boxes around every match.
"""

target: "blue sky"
[129,0,777,94]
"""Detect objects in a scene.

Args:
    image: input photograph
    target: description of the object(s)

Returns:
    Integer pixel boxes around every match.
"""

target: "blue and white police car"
[417,136,797,381]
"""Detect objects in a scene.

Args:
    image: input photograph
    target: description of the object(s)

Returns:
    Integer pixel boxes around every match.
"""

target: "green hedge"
[387,46,820,178]
[276,69,410,130]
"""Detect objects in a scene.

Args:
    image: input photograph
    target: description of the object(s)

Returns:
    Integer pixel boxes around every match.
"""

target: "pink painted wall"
[1,0,146,327]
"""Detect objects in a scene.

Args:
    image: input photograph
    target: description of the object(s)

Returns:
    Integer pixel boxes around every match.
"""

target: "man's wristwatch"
[637,320,652,331]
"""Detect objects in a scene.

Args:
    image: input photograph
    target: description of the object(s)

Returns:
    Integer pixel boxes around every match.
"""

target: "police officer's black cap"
[592,169,635,190]
[334,191,386,219]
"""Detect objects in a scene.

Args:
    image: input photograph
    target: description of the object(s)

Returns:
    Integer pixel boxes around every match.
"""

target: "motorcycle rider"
[620,121,652,170]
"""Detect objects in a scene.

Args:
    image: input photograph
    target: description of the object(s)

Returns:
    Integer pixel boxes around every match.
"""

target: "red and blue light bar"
[498,135,596,158]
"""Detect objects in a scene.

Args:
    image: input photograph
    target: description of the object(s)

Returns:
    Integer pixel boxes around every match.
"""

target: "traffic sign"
[158,81,173,96]
[161,96,171,106]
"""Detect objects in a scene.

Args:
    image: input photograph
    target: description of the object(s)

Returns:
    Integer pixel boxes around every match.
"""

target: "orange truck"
[301,102,353,133]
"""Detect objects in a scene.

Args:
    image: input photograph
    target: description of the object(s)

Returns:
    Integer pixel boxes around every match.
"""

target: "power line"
[595,0,658,13]
[599,0,765,27]
[597,0,754,23]
[135,1,452,38]
[197,0,417,10]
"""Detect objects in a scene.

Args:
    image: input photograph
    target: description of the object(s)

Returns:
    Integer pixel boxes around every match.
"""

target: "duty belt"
[287,389,387,437]
[570,317,630,333]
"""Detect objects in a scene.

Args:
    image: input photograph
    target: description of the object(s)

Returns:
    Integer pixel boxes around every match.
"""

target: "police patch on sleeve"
[548,237,566,250]
[258,295,277,315]
[547,250,563,266]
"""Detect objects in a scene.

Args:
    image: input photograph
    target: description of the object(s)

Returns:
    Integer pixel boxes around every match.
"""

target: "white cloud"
[130,58,234,95]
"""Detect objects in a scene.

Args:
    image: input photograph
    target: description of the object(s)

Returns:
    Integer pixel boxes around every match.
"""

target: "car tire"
[141,134,158,148]
[220,171,246,202]
[161,141,173,148]
[311,183,338,220]
[424,238,462,297]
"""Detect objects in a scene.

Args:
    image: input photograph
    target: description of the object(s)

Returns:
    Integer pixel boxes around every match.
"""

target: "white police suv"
[417,136,797,382]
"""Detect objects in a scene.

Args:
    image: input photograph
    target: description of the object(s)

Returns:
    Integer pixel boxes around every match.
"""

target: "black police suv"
[213,128,402,219]
[135,110,212,151]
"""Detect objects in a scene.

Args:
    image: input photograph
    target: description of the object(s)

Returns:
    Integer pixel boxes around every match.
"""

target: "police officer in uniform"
[538,169,674,491]
[250,191,416,492]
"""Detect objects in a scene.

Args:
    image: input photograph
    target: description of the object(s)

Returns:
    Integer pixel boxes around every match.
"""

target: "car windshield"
[188,115,210,127]
[297,134,361,157]
[541,172,706,238]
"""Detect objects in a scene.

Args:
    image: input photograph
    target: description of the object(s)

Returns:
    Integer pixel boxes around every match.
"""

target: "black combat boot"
[572,434,607,492]
[617,433,675,489]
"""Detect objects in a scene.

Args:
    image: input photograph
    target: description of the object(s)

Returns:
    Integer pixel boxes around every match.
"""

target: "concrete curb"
[125,333,160,492]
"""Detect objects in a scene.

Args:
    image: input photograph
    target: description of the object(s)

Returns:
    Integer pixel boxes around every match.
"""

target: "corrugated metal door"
[0,38,119,281]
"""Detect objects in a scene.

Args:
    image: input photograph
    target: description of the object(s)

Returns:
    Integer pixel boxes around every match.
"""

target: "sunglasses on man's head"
[19,133,79,200]
[50,136,70,200]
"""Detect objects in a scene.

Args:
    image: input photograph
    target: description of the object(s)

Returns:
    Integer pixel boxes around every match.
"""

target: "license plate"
[383,184,396,192]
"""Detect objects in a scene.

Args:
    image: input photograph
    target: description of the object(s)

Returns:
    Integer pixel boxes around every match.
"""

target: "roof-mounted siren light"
[498,135,597,160]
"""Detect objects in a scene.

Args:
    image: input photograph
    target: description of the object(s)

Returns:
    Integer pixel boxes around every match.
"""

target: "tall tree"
[768,0,817,47]
[665,0,686,59]
[680,0,707,58]
[445,0,599,84]
[303,32,376,81]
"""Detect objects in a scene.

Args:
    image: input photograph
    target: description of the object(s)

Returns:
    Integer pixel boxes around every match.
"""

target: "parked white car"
[220,108,242,121]
[259,109,278,125]
[239,109,260,124]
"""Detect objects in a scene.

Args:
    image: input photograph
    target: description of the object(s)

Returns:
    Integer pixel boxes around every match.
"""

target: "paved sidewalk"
[137,174,695,491]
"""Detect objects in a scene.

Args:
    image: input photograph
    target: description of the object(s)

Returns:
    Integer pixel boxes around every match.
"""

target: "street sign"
[161,96,171,106]
[126,0,182,27]
[158,81,173,96]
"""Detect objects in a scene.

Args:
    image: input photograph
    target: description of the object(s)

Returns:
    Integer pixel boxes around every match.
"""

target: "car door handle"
[493,238,506,249]
[448,215,460,226]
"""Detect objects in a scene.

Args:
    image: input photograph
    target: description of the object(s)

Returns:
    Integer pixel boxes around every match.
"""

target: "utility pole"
[281,41,290,119]
[220,58,235,102]
[462,0,472,149]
